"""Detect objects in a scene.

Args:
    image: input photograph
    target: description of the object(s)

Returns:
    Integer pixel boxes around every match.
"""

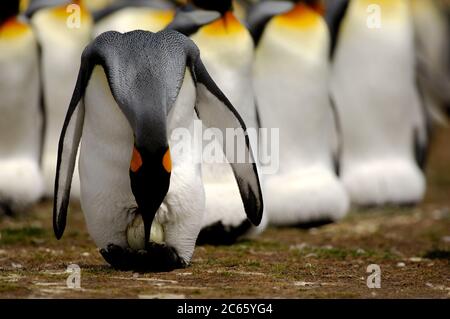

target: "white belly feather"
[331,0,426,205]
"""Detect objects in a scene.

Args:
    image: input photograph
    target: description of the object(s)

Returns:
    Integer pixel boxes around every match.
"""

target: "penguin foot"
[196,220,252,246]
[342,160,426,207]
[100,243,187,272]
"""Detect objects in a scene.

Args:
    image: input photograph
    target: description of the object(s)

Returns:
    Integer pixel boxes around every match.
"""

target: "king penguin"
[0,1,44,215]
[25,0,93,200]
[168,0,269,245]
[328,0,428,206]
[411,0,450,125]
[248,0,349,226]
[53,30,263,271]
[92,0,177,37]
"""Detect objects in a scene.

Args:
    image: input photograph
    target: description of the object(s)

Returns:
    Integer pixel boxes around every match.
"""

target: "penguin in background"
[84,0,117,12]
[411,0,450,125]
[0,1,44,215]
[92,0,177,38]
[25,0,93,200]
[54,30,263,271]
[328,0,428,207]
[248,0,349,227]
[168,0,269,245]
[233,0,258,21]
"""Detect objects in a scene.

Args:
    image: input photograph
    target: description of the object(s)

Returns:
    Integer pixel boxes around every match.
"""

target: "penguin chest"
[254,8,332,164]
[32,9,92,134]
[0,21,41,157]
[80,67,135,247]
[93,8,175,37]
[191,13,256,123]
[332,0,421,158]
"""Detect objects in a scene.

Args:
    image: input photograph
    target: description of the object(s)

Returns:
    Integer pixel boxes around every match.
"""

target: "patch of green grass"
[270,264,290,279]
[244,260,261,268]
[0,227,47,245]
[292,246,395,261]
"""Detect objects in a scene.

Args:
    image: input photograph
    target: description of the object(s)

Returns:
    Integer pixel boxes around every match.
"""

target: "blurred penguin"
[249,0,349,226]
[411,0,450,124]
[26,0,93,199]
[92,0,177,37]
[0,1,44,215]
[168,0,268,244]
[328,0,428,207]
[84,0,117,12]
[233,0,258,21]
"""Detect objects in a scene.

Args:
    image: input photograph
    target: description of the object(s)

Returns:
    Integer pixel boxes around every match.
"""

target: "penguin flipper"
[246,1,294,44]
[324,0,349,58]
[166,9,221,36]
[187,54,264,227]
[53,47,95,240]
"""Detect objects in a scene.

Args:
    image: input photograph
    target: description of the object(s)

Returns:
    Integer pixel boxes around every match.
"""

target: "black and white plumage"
[329,0,428,206]
[168,0,269,244]
[26,0,93,200]
[249,0,349,226]
[54,30,263,271]
[0,0,44,215]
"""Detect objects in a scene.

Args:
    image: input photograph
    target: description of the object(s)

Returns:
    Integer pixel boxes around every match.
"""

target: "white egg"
[127,216,164,250]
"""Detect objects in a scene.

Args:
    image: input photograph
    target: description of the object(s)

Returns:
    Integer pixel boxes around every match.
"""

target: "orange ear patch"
[0,18,29,39]
[162,149,172,173]
[201,11,245,36]
[131,147,143,173]
[274,3,321,29]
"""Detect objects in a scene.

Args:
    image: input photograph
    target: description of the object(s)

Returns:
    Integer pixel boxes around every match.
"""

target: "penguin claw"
[100,243,187,272]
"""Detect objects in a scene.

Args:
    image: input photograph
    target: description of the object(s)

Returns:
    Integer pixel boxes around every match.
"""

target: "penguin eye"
[130,147,143,173]
[162,148,172,173]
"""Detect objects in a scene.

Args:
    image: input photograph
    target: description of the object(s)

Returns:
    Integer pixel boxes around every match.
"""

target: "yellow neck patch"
[147,10,175,27]
[200,11,245,37]
[274,3,321,29]
[0,18,29,39]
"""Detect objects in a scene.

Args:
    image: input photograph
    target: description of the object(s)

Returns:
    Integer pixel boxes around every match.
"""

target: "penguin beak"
[129,146,172,249]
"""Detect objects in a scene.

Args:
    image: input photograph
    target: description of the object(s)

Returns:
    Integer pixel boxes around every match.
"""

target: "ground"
[0,127,449,299]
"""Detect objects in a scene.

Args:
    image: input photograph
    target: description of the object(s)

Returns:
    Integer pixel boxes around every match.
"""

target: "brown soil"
[0,128,449,299]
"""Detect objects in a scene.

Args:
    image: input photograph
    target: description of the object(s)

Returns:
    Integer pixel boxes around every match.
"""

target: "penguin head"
[191,0,233,15]
[129,140,172,247]
[0,0,20,25]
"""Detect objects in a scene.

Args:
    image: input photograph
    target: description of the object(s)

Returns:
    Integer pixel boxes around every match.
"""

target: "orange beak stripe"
[130,147,143,173]
[162,149,172,173]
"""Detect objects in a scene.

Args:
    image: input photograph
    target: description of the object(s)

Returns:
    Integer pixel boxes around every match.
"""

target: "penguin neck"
[0,1,20,26]
[274,2,322,30]
[199,11,245,37]
[0,17,29,39]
